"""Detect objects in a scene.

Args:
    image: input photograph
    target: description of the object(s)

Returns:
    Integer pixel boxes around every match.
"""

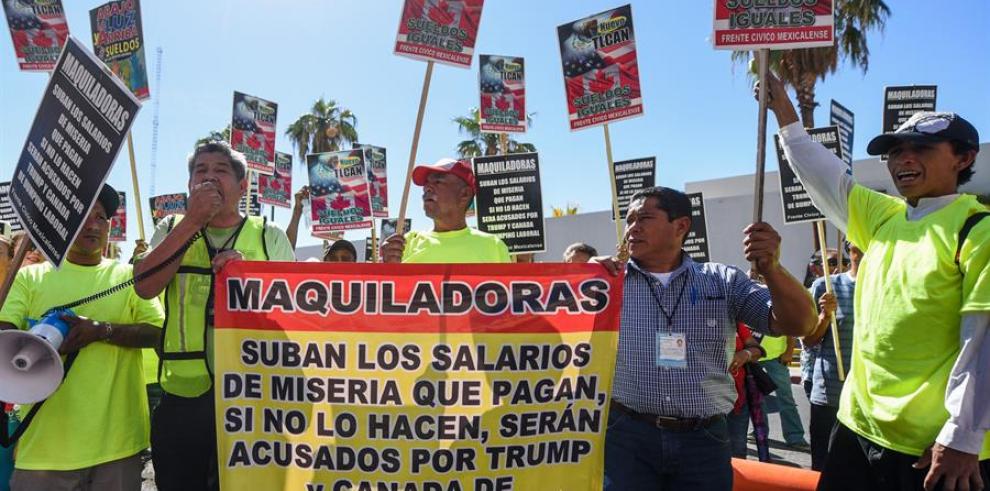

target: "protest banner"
[239,172,261,217]
[2,0,69,71]
[307,150,373,233]
[259,151,292,208]
[148,193,187,226]
[89,0,149,100]
[774,126,842,224]
[473,153,546,254]
[684,192,710,263]
[6,36,139,267]
[612,157,655,220]
[356,144,388,218]
[393,0,484,68]
[557,4,642,131]
[0,182,23,232]
[829,99,854,168]
[479,55,526,134]
[711,0,835,50]
[109,191,126,242]
[231,91,278,175]
[214,261,622,491]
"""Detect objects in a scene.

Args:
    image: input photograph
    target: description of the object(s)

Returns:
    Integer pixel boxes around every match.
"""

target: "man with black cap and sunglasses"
[0,184,166,491]
[764,73,989,490]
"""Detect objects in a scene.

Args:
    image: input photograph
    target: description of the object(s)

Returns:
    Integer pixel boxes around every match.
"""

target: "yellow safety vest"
[159,214,268,397]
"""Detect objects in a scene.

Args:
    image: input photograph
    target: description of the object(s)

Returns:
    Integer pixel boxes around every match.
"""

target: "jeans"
[759,359,807,445]
[726,407,751,458]
[604,410,732,491]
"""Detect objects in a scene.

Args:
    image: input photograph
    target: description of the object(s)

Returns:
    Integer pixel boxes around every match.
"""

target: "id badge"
[656,332,687,369]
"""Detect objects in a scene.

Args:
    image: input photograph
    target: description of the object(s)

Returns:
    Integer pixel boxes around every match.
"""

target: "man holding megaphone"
[0,184,165,491]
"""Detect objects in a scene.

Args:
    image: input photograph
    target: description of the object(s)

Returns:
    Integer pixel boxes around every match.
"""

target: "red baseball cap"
[412,158,476,190]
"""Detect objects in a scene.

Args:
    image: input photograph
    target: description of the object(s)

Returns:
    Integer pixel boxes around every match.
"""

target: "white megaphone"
[0,309,71,404]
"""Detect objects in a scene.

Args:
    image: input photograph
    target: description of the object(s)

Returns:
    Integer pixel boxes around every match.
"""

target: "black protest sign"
[0,182,23,231]
[472,153,545,253]
[238,172,260,216]
[613,156,655,220]
[683,192,709,263]
[9,37,140,267]
[830,99,854,168]
[381,218,411,238]
[775,126,842,224]
[883,85,937,134]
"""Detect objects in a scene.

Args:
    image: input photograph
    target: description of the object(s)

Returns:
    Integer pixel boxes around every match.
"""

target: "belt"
[610,401,721,431]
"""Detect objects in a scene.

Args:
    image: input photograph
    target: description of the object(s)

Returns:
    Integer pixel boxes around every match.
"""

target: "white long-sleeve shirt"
[779,122,990,455]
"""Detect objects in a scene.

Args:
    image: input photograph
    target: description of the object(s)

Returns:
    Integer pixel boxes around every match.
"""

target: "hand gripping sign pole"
[815,220,846,381]
[395,61,434,236]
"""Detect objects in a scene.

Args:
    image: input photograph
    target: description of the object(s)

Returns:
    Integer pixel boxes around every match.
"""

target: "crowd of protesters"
[0,73,987,491]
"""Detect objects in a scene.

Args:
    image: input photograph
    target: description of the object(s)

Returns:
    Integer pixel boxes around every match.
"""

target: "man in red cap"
[380,158,510,263]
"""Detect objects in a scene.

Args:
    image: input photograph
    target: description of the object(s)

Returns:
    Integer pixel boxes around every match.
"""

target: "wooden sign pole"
[126,133,146,241]
[603,124,624,254]
[751,49,770,224]
[396,61,435,236]
[816,220,846,381]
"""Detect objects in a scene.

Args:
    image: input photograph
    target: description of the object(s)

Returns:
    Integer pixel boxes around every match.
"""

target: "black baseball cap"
[96,184,120,216]
[867,112,980,156]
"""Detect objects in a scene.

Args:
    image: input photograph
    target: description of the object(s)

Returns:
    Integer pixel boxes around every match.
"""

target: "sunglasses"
[899,113,951,135]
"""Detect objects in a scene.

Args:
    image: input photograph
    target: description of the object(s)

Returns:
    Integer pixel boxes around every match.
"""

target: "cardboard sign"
[479,54,526,133]
[214,261,621,491]
[393,0,485,68]
[775,126,843,224]
[381,218,412,239]
[2,0,69,71]
[882,85,937,134]
[258,151,292,208]
[307,150,373,233]
[355,144,388,218]
[472,152,546,253]
[9,37,140,266]
[829,99,854,168]
[712,0,835,50]
[557,4,643,130]
[230,91,277,175]
[684,192,710,263]
[89,0,149,100]
[108,191,126,242]
[0,182,23,231]
[149,193,187,226]
[238,172,260,217]
[613,156,655,220]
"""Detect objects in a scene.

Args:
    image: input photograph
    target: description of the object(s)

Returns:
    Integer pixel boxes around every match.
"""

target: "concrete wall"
[297,142,990,272]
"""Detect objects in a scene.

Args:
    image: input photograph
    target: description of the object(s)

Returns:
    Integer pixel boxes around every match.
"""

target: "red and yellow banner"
[215,262,623,491]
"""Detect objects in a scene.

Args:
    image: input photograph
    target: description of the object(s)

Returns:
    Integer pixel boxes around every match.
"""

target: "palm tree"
[285,98,358,161]
[733,0,890,127]
[195,125,230,146]
[551,203,580,217]
[453,108,537,158]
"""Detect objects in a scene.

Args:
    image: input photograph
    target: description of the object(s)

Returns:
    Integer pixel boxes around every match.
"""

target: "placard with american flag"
[479,54,526,133]
[258,151,292,208]
[712,0,835,50]
[307,150,373,233]
[557,4,643,131]
[2,0,69,71]
[230,91,278,175]
[394,0,485,68]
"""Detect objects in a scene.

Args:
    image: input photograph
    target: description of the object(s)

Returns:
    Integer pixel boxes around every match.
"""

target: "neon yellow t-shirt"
[841,185,990,458]
[402,227,511,264]
[0,259,165,470]
[760,335,788,360]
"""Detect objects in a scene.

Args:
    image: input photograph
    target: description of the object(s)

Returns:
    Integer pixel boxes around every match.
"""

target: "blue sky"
[1,1,988,259]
